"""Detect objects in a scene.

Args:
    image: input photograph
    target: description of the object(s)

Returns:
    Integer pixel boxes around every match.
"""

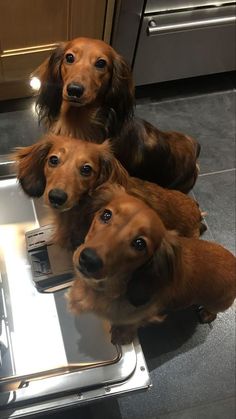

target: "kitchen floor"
[0,72,235,419]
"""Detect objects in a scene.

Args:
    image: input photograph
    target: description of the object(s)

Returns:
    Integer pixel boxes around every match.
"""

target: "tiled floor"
[0,72,235,418]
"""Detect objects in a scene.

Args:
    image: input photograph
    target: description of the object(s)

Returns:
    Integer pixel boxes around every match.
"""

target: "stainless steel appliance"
[112,1,236,85]
[25,225,74,293]
[0,160,151,418]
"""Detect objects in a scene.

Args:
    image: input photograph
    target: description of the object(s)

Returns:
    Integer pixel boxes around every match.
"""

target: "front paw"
[196,306,217,324]
[66,293,85,315]
[110,325,136,345]
[66,285,90,315]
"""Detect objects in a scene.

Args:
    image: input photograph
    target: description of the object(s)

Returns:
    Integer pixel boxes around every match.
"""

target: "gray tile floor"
[0,73,235,418]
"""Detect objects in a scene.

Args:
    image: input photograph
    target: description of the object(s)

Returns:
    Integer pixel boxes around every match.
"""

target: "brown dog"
[14,135,205,249]
[68,187,236,345]
[33,37,200,193]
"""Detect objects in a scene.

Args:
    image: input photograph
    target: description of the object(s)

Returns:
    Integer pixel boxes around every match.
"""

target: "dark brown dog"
[33,37,200,193]
[68,187,236,345]
[14,135,205,250]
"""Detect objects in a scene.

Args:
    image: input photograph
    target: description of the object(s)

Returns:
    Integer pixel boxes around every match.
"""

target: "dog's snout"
[79,248,103,275]
[48,189,68,206]
[67,83,84,98]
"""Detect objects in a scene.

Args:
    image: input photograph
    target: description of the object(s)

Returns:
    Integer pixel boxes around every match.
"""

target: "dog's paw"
[66,287,90,315]
[110,325,136,345]
[66,296,83,315]
[196,307,217,324]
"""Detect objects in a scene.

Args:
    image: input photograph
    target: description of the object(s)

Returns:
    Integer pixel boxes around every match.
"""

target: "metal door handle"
[147,15,236,35]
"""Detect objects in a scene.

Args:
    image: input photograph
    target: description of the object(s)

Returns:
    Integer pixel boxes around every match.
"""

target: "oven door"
[133,3,236,85]
[0,160,150,418]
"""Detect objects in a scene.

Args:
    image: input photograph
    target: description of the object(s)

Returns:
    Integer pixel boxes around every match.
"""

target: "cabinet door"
[0,0,115,100]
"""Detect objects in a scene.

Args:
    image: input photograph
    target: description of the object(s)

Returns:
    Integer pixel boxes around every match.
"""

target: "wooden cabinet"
[0,0,115,100]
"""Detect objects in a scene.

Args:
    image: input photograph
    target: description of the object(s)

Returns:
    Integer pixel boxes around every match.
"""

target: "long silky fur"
[13,141,52,197]
[36,45,65,124]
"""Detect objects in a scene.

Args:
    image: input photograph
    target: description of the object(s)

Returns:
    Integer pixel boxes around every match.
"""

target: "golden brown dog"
[14,135,205,250]
[68,187,236,345]
[14,135,112,249]
[33,37,200,193]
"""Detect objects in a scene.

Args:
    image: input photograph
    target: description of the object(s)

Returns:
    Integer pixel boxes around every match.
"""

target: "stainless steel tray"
[0,161,150,417]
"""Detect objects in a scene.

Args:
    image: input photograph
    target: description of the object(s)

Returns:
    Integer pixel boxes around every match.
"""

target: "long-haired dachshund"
[68,187,236,345]
[14,135,205,250]
[33,37,200,193]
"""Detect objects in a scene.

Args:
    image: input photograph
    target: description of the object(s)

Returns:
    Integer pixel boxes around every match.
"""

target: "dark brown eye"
[95,59,107,69]
[100,209,112,223]
[48,155,60,167]
[80,164,92,176]
[131,237,147,251]
[65,53,75,64]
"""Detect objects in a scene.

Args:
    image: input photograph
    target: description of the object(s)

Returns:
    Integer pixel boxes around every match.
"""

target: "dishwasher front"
[0,159,151,418]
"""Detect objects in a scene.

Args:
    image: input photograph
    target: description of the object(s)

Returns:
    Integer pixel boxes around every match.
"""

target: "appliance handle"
[147,15,236,35]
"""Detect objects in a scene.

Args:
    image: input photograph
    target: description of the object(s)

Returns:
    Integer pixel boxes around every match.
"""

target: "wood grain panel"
[1,50,54,81]
[0,80,33,101]
[0,58,4,82]
[0,0,115,100]
[103,0,116,43]
[70,0,107,39]
[0,0,69,50]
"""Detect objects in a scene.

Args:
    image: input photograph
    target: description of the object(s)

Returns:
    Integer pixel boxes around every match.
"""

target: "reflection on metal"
[147,15,236,35]
[0,159,15,180]
[112,1,236,85]
[0,164,150,416]
[0,348,122,391]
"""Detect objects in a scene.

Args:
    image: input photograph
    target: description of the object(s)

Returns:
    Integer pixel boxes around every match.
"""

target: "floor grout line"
[136,88,236,107]
[199,168,236,177]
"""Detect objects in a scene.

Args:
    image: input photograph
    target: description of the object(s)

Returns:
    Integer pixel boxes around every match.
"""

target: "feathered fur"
[33,37,200,193]
[14,135,205,250]
[68,189,236,344]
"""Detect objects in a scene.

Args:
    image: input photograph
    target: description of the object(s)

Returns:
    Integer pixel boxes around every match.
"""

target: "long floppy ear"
[152,231,181,283]
[127,265,156,307]
[33,44,65,124]
[13,139,52,197]
[105,53,134,126]
[95,140,129,187]
[127,232,181,307]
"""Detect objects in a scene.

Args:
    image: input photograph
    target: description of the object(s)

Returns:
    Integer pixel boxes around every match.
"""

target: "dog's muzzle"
[67,83,84,100]
[48,188,68,208]
[78,248,103,278]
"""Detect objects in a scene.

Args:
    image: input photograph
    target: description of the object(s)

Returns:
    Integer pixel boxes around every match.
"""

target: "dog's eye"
[95,59,107,69]
[80,164,92,176]
[65,53,75,64]
[48,155,60,167]
[100,209,112,223]
[131,238,147,251]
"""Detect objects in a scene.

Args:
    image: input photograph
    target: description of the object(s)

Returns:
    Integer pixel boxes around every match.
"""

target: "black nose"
[48,189,68,206]
[79,248,103,275]
[67,83,84,98]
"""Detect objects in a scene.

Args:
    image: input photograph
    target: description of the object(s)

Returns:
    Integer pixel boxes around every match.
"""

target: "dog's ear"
[33,44,65,124]
[105,53,134,126]
[152,231,181,283]
[127,265,155,307]
[95,140,129,187]
[127,232,181,307]
[13,139,52,197]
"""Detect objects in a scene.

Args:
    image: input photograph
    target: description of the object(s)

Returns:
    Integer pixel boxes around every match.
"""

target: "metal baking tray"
[0,160,151,418]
